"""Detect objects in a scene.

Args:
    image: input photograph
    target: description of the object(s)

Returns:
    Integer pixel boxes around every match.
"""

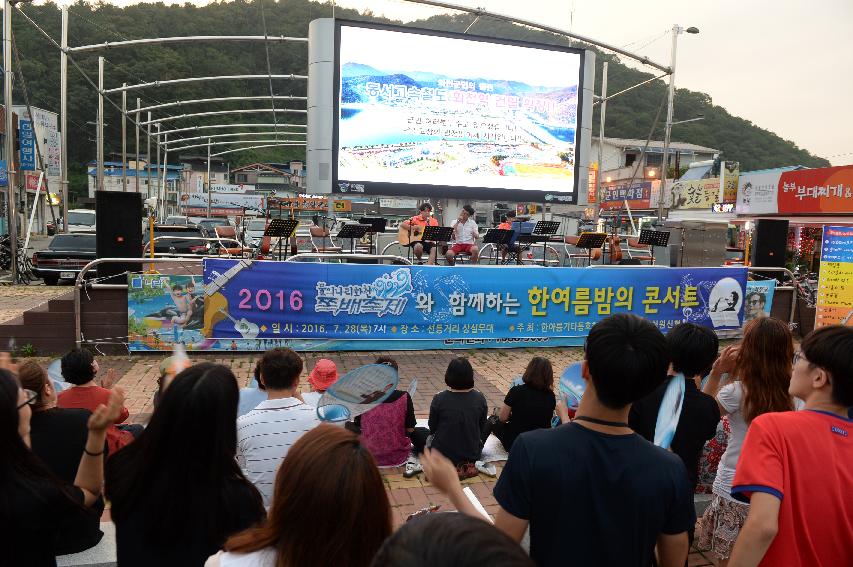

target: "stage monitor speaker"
[96,191,143,282]
[751,219,788,270]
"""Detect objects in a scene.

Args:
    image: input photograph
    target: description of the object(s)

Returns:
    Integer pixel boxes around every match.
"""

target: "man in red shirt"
[729,325,853,567]
[399,203,438,264]
[57,348,141,454]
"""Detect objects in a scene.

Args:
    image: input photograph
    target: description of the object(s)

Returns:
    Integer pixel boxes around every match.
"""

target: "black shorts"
[406,240,433,253]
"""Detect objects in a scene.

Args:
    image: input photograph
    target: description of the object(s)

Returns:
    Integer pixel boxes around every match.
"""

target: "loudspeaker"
[96,191,143,282]
[751,219,788,268]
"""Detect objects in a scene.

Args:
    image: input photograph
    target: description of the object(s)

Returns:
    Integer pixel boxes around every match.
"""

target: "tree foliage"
[6,0,828,200]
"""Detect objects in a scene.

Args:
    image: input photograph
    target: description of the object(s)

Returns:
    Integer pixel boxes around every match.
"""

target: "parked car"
[143,225,210,255]
[197,217,233,238]
[66,209,97,233]
[242,218,269,248]
[163,215,192,226]
[31,233,97,285]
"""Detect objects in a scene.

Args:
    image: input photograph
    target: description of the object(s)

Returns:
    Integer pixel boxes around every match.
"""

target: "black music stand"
[483,229,514,265]
[533,221,561,266]
[576,232,607,267]
[422,225,453,245]
[359,217,387,255]
[336,223,371,254]
[638,229,670,266]
[264,218,299,261]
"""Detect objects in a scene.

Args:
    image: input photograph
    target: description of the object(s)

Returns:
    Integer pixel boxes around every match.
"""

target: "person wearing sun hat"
[302,359,339,408]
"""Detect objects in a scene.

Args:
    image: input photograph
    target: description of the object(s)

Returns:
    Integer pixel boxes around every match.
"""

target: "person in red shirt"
[497,210,517,263]
[57,348,142,454]
[399,203,439,265]
[728,325,853,567]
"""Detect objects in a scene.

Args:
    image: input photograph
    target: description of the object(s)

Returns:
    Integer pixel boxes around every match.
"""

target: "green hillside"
[7,1,829,199]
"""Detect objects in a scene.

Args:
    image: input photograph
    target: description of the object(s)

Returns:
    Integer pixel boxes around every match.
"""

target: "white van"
[66,209,96,233]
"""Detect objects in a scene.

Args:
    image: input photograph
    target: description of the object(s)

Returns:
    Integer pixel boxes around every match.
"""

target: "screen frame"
[332,19,586,204]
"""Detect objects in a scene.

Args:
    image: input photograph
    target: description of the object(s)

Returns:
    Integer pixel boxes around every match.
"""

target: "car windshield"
[199,219,229,227]
[50,235,96,250]
[67,212,95,226]
[153,227,204,238]
[247,220,267,231]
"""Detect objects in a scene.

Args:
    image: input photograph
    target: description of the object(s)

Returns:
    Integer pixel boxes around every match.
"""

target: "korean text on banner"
[815,225,853,327]
[19,120,36,171]
[203,261,746,340]
[777,165,853,214]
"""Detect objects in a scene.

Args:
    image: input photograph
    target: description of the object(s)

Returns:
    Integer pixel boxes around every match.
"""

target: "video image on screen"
[336,24,583,197]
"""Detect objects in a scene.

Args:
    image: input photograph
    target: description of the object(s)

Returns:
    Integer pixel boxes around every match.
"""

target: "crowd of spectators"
[1,314,851,567]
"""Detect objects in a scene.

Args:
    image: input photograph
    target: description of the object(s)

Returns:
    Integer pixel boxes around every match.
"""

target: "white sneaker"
[475,460,497,477]
[404,458,423,478]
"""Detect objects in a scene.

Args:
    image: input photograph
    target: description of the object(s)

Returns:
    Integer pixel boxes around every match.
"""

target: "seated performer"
[400,203,438,265]
[446,205,480,266]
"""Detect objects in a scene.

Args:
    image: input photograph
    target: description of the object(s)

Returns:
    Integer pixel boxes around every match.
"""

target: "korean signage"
[667,178,721,210]
[721,161,739,203]
[815,225,853,328]
[270,196,328,211]
[587,162,598,203]
[736,165,853,215]
[600,181,660,210]
[210,183,256,193]
[0,160,7,187]
[128,262,747,352]
[25,173,43,193]
[19,120,36,171]
[778,166,853,214]
[182,192,265,211]
[14,106,61,176]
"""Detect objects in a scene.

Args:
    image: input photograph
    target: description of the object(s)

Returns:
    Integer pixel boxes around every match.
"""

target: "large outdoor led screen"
[334,22,585,201]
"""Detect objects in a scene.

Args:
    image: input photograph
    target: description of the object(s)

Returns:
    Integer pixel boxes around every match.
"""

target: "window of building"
[625,153,637,167]
[645,153,663,167]
[236,174,248,183]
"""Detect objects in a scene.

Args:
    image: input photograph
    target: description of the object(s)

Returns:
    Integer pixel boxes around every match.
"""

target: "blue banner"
[0,159,6,186]
[187,261,747,349]
[19,120,36,171]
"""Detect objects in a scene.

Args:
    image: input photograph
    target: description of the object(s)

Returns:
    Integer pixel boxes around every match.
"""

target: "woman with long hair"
[696,317,795,566]
[105,363,266,566]
[207,424,392,567]
[485,356,556,451]
[18,361,106,555]
[0,364,122,567]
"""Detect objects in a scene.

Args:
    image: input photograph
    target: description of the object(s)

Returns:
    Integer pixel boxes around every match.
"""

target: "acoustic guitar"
[398,223,426,246]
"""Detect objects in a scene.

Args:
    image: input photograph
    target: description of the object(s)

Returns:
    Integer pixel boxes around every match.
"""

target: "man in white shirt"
[446,205,480,265]
[236,348,319,506]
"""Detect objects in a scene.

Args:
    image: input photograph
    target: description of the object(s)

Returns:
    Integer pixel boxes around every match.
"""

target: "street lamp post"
[657,24,699,221]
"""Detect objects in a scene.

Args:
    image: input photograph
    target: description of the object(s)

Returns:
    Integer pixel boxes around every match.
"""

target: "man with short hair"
[400,203,439,264]
[744,290,768,321]
[630,322,721,489]
[236,348,319,506]
[446,205,480,265]
[421,314,695,567]
[728,325,853,567]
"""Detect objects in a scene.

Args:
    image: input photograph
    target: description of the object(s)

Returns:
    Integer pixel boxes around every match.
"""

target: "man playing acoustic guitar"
[399,203,439,265]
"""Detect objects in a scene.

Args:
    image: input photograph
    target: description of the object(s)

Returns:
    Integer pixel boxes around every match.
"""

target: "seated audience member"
[371,512,534,567]
[238,361,267,417]
[630,323,721,489]
[302,358,339,407]
[354,356,417,467]
[106,363,265,567]
[728,325,853,567]
[18,361,105,555]
[421,314,695,567]
[1,366,124,567]
[485,356,556,452]
[57,348,141,453]
[208,425,392,567]
[411,357,488,480]
[696,317,795,565]
[237,348,320,506]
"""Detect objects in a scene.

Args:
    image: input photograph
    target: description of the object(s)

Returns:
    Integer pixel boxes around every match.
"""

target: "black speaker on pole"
[751,219,788,278]
[96,191,143,282]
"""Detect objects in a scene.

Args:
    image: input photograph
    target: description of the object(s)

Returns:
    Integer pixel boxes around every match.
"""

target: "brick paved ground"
[39,347,712,564]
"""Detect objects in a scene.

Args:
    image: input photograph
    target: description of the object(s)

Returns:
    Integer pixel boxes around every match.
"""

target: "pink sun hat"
[308,359,339,391]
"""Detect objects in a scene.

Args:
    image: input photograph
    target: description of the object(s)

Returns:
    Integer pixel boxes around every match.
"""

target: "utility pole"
[96,56,104,192]
[594,61,608,223]
[60,6,69,232]
[3,0,18,281]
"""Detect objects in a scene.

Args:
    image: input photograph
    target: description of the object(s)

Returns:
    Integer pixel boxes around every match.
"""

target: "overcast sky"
[102,0,853,166]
